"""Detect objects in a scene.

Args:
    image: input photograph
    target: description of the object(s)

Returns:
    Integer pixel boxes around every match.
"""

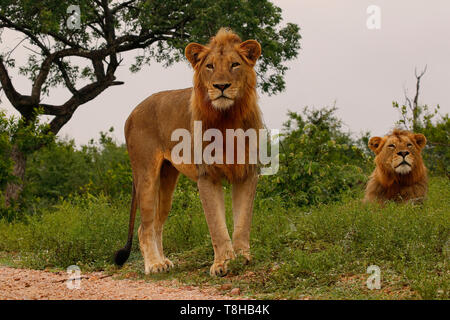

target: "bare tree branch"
[413,65,427,110]
[111,0,138,15]
[0,57,23,107]
[55,59,78,95]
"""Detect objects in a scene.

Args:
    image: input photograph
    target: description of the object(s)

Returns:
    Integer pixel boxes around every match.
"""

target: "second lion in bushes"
[364,129,428,203]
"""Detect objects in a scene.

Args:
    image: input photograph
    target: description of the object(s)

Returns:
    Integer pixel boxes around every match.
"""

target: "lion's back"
[125,87,193,143]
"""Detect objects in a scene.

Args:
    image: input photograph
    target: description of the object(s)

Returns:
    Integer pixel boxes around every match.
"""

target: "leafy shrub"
[0,109,55,220]
[23,128,132,203]
[419,114,449,177]
[258,107,371,207]
[0,111,13,190]
[393,96,449,177]
[79,129,133,197]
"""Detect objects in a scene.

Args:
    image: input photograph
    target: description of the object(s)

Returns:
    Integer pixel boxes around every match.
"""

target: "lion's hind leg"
[136,157,169,274]
[155,160,180,270]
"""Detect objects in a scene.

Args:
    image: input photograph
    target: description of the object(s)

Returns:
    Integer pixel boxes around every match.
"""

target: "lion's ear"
[368,137,384,154]
[185,43,208,68]
[239,40,261,66]
[412,133,427,149]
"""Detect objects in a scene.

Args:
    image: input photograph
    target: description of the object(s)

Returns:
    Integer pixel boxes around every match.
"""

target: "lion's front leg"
[231,174,258,263]
[198,176,235,276]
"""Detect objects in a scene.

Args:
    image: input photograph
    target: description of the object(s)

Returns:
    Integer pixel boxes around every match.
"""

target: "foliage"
[419,114,449,176]
[0,109,54,189]
[258,107,371,207]
[0,110,13,190]
[393,102,449,176]
[392,68,449,176]
[0,124,130,221]
[23,127,132,202]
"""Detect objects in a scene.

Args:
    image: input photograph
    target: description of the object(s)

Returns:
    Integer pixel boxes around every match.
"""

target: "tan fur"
[122,29,263,276]
[364,129,428,203]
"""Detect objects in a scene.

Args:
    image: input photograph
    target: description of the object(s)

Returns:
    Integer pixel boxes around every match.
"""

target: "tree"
[393,66,430,132]
[0,0,301,204]
[393,66,450,176]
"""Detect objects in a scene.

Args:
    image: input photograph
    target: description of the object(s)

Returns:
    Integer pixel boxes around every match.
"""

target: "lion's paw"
[234,248,251,264]
[145,261,171,274]
[163,258,174,269]
[210,251,235,277]
[210,261,229,277]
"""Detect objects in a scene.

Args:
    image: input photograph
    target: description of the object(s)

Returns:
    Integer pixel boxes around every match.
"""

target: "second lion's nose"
[213,83,231,92]
[397,151,410,158]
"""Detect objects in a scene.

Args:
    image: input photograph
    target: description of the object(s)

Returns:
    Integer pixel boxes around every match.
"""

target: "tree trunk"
[5,144,27,207]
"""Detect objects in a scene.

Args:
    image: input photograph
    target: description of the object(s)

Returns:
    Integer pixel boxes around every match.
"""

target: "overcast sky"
[1,0,449,145]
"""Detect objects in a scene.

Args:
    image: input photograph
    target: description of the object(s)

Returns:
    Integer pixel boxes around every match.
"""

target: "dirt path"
[0,266,238,300]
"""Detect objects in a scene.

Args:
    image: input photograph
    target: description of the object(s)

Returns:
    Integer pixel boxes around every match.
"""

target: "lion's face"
[185,30,261,110]
[201,49,249,110]
[369,131,427,175]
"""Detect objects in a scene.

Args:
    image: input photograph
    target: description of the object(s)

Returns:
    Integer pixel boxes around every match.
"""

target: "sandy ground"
[0,266,239,300]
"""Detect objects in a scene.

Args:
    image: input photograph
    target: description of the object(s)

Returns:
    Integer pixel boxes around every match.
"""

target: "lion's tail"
[114,182,137,266]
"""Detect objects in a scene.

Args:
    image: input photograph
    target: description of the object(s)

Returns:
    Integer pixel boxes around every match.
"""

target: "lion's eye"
[407,143,413,148]
[388,144,395,149]
[231,62,240,68]
[206,64,214,70]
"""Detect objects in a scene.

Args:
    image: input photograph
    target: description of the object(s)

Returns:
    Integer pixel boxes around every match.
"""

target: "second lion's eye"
[407,143,413,148]
[231,62,240,68]
[388,144,395,149]
[206,64,214,70]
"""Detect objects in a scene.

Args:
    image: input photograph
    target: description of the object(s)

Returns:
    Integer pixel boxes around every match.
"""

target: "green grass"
[0,177,448,299]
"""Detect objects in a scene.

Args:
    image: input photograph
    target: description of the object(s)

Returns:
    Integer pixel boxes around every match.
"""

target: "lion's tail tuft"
[114,242,132,266]
[113,182,137,267]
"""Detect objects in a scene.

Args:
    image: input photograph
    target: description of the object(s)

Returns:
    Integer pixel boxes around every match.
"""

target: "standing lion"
[364,129,428,203]
[114,28,263,276]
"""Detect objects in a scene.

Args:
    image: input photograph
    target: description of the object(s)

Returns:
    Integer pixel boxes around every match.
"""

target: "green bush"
[258,107,371,207]
[419,114,449,176]
[0,111,13,190]
[23,128,132,204]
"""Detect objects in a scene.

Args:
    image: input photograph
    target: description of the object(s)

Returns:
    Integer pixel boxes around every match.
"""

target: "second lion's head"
[185,28,261,111]
[368,129,427,178]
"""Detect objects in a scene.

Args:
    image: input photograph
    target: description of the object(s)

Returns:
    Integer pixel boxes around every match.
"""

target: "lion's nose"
[397,151,410,158]
[213,83,231,92]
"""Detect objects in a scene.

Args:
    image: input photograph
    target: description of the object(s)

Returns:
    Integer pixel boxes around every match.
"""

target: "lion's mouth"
[211,94,235,110]
[395,161,411,168]
[215,95,232,100]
